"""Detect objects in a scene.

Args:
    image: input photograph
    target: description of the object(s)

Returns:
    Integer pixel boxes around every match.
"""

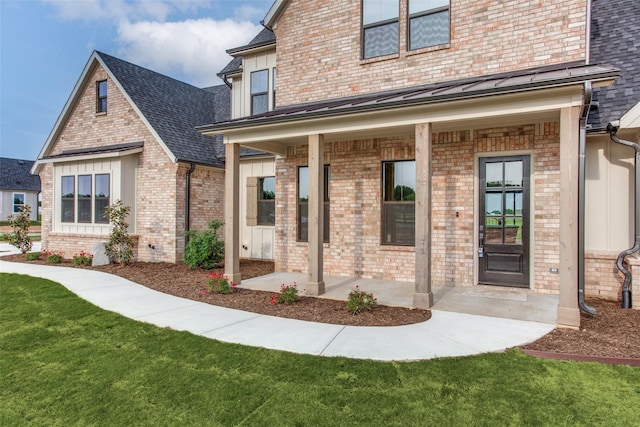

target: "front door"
[478,156,530,287]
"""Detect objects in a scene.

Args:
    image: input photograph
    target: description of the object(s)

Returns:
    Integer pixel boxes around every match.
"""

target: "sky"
[0,0,274,162]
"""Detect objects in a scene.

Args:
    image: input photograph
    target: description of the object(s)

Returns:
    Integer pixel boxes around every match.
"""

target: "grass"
[1,273,639,426]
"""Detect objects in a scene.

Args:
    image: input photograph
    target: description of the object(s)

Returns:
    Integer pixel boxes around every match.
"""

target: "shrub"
[270,283,298,305]
[43,250,64,264]
[6,205,32,254]
[347,286,378,315]
[206,273,236,294]
[72,251,93,266]
[26,252,41,261]
[104,200,134,266]
[184,219,224,269]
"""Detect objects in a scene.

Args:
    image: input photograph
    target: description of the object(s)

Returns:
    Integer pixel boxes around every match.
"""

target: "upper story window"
[272,67,277,110]
[382,160,415,245]
[251,70,269,115]
[258,177,275,226]
[13,193,25,213]
[96,80,107,113]
[408,0,450,50]
[362,0,399,59]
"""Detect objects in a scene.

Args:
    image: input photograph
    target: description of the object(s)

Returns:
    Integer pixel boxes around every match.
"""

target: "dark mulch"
[3,253,639,359]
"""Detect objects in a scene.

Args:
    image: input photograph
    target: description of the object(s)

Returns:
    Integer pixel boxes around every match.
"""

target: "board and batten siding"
[240,157,275,260]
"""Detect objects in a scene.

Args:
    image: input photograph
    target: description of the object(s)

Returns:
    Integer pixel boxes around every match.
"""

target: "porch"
[241,273,559,325]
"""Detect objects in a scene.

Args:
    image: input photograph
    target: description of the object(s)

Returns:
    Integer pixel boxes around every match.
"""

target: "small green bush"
[184,219,224,269]
[206,273,236,294]
[7,205,32,254]
[270,283,298,305]
[44,250,63,264]
[72,251,93,266]
[26,252,41,261]
[347,286,378,315]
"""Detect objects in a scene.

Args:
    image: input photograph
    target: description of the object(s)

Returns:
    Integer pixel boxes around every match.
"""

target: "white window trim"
[13,192,25,214]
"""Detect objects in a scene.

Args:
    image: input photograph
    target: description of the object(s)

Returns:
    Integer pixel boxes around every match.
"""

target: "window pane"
[504,161,523,187]
[98,81,107,97]
[363,0,398,25]
[384,161,415,201]
[61,176,75,223]
[260,177,275,200]
[364,22,399,59]
[485,193,502,215]
[409,0,448,14]
[95,174,110,223]
[485,162,502,188]
[505,191,523,216]
[77,175,92,223]
[258,201,275,225]
[383,204,415,245]
[298,167,309,202]
[298,203,308,241]
[252,94,268,115]
[251,70,268,94]
[409,9,449,50]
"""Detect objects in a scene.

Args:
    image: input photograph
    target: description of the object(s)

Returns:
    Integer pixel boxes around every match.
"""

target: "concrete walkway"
[0,247,555,361]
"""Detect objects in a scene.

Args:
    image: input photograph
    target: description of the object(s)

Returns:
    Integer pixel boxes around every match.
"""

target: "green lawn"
[1,273,639,426]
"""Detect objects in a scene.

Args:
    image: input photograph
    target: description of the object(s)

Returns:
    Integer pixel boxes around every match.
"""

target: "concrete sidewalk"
[0,255,555,361]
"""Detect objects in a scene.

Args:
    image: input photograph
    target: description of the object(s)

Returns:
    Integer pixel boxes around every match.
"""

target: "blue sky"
[0,0,274,162]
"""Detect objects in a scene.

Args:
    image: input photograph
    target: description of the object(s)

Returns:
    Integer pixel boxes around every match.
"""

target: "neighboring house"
[0,157,41,221]
[584,0,640,307]
[32,51,231,263]
[200,0,638,328]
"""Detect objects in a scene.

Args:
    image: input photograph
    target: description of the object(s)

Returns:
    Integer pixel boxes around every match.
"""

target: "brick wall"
[275,122,563,294]
[274,0,586,106]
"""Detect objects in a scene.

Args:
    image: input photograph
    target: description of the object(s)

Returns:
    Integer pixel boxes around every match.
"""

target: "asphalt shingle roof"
[0,158,41,192]
[97,52,229,167]
[219,28,276,77]
[588,0,640,131]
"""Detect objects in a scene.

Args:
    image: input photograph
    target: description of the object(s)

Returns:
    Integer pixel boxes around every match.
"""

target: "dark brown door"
[478,156,530,287]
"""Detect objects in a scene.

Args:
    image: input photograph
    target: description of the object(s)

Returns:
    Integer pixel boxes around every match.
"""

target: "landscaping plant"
[6,205,32,254]
[72,251,93,266]
[347,285,378,314]
[25,251,41,261]
[42,250,63,264]
[270,283,298,305]
[184,219,224,269]
[104,199,134,266]
[206,273,236,294]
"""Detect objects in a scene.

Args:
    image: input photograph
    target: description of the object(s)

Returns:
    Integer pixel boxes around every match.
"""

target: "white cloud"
[117,18,261,87]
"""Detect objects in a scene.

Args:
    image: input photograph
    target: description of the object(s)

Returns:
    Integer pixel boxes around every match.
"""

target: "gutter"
[607,121,639,309]
[578,81,596,314]
[185,162,196,243]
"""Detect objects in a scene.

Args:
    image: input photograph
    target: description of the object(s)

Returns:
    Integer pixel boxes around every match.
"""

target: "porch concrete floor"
[240,272,559,325]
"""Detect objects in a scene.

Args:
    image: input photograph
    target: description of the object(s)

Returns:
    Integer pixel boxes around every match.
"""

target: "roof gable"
[0,158,41,192]
[34,51,228,172]
[263,0,290,29]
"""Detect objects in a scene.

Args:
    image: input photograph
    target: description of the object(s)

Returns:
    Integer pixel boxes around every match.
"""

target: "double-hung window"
[96,80,107,113]
[298,165,330,243]
[13,193,25,213]
[382,160,415,245]
[258,177,275,226]
[362,0,399,59]
[250,70,269,115]
[408,0,450,50]
[61,174,110,224]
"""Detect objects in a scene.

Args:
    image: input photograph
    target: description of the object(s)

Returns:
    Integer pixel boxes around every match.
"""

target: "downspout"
[221,74,232,88]
[185,162,196,244]
[578,81,596,314]
[607,121,640,309]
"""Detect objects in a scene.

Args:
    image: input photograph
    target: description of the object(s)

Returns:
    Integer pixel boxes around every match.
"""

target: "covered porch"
[240,272,559,324]
[198,63,619,328]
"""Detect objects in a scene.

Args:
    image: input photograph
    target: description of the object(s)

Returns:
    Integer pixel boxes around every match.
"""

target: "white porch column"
[557,106,581,328]
[414,123,434,308]
[224,143,241,284]
[307,134,325,295]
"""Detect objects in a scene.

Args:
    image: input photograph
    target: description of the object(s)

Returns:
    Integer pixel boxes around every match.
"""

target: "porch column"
[557,106,581,328]
[414,123,434,308]
[224,143,241,284]
[307,134,325,295]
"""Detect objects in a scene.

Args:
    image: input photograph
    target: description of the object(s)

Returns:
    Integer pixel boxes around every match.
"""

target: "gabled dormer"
[218,28,276,119]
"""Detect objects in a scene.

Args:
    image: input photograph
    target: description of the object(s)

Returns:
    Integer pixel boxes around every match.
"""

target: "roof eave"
[262,0,290,29]
[226,41,276,56]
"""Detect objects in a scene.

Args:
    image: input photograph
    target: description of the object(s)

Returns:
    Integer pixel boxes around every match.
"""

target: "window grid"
[382,160,416,245]
[60,174,110,224]
[250,70,269,115]
[12,193,25,213]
